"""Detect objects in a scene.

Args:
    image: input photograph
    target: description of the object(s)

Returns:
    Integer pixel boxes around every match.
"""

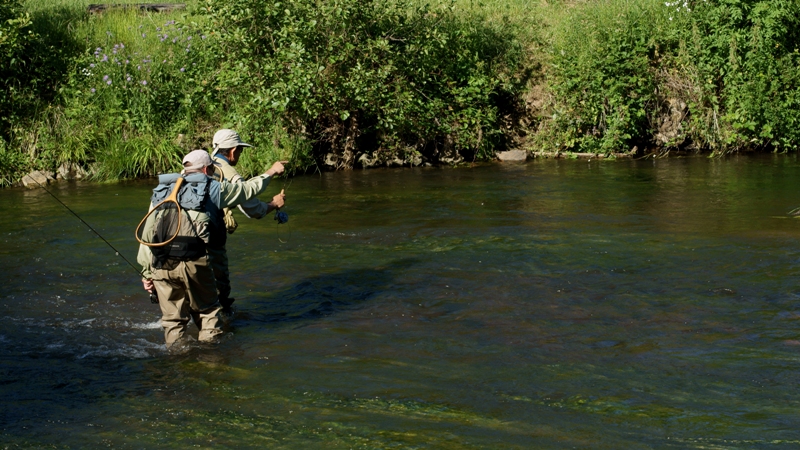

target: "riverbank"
[2,0,798,187]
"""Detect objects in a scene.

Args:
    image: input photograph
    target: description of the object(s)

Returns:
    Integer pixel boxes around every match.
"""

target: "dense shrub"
[685,0,800,152]
[38,15,221,179]
[545,0,800,154]
[545,0,682,153]
[206,0,527,168]
[0,0,36,139]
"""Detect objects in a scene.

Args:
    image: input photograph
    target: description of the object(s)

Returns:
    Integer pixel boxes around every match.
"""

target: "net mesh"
[136,200,185,269]
[136,201,182,248]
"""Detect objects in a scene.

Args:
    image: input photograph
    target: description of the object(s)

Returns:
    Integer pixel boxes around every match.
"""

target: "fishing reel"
[274,210,289,224]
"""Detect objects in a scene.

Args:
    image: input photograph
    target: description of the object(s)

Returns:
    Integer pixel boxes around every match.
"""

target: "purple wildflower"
[103,75,109,81]
[101,54,108,62]
[180,67,185,72]
[106,80,112,85]
[127,76,132,81]
[137,65,141,70]
[142,33,146,38]
[90,63,96,68]
[125,59,129,64]
[201,35,207,40]
[172,37,178,43]
[141,80,147,85]
[90,88,96,93]
[187,36,192,41]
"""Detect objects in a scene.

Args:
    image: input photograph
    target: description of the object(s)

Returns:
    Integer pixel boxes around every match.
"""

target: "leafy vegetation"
[2,0,800,186]
[541,0,800,155]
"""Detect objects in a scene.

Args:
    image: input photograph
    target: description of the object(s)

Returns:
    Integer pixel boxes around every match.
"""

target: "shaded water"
[3,156,800,448]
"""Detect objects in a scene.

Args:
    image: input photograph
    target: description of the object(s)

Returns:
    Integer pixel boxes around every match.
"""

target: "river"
[2,156,800,448]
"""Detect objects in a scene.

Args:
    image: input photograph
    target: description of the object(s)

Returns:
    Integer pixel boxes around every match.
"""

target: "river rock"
[22,170,55,188]
[357,153,378,168]
[57,162,89,180]
[497,150,528,162]
[387,156,405,167]
[323,153,339,168]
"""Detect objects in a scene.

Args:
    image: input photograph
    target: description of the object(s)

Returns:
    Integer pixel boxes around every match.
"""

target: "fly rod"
[29,176,158,303]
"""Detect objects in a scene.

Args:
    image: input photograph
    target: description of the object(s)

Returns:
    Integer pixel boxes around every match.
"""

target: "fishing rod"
[30,176,158,303]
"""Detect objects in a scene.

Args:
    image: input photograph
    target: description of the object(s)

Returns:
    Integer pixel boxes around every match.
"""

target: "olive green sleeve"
[137,244,153,279]
[136,204,156,279]
[218,174,273,209]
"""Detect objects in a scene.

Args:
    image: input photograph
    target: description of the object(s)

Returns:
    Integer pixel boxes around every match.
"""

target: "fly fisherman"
[209,129,285,314]
[138,150,286,349]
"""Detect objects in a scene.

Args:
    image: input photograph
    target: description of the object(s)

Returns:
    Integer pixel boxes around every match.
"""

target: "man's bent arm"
[219,174,273,209]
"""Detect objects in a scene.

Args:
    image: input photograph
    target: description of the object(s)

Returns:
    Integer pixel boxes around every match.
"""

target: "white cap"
[212,129,252,155]
[182,149,213,171]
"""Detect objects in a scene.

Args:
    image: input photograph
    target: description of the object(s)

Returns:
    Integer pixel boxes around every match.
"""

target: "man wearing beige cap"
[137,149,286,349]
[210,129,285,313]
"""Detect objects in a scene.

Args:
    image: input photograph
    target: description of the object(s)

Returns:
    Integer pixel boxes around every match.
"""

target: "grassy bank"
[2,0,800,186]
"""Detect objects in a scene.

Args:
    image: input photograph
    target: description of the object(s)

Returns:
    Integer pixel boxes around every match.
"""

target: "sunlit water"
[3,156,800,448]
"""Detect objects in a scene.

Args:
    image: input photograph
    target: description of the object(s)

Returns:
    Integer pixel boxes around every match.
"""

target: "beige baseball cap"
[182,149,214,171]
[212,129,252,155]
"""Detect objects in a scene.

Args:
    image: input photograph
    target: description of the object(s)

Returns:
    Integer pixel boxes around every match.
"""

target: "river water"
[2,156,800,448]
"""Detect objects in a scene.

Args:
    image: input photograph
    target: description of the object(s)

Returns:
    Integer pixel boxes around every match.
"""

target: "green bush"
[0,0,36,138]
[206,0,527,167]
[36,15,222,179]
[63,19,215,131]
[545,0,681,153]
[684,0,800,152]
[543,0,800,154]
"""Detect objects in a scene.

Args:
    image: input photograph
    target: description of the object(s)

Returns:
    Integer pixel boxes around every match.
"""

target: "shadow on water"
[234,258,420,327]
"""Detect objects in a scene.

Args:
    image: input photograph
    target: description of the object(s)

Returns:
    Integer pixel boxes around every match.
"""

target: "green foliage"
[63,19,214,131]
[90,134,184,180]
[32,13,222,180]
[0,0,37,137]
[544,0,800,154]
[546,0,681,153]
[9,0,800,187]
[233,121,316,179]
[0,138,29,186]
[207,0,526,167]
[684,0,800,152]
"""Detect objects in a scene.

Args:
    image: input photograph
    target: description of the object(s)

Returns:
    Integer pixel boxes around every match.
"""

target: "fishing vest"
[210,165,238,234]
[149,172,226,268]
